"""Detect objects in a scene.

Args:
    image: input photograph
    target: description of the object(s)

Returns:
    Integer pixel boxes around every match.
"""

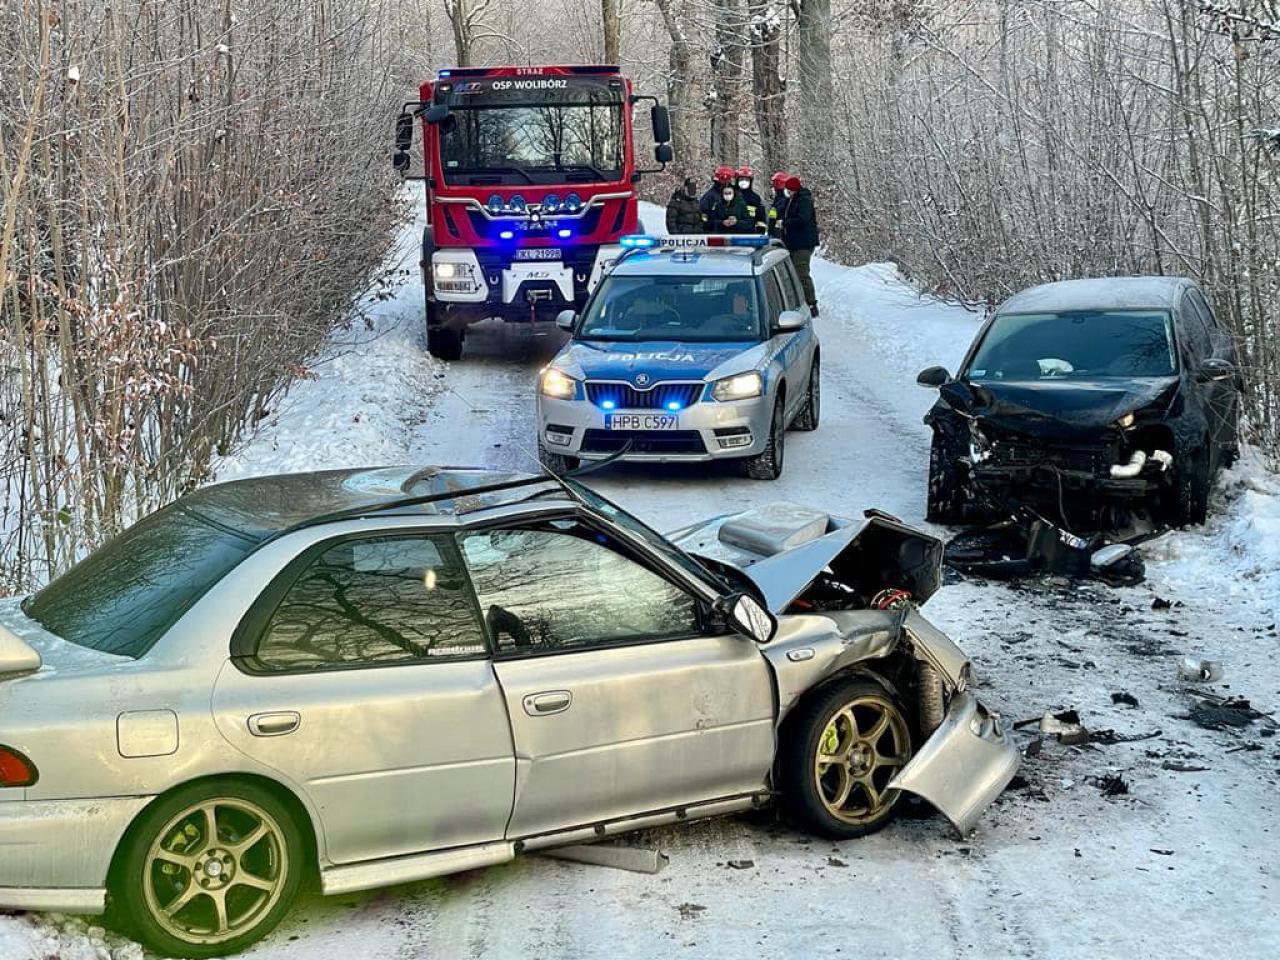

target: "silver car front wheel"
[113,780,304,958]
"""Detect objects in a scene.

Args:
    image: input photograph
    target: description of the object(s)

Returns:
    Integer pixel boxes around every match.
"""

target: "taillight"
[0,745,37,787]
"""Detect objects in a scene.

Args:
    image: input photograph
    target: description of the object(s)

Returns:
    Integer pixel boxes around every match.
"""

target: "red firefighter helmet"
[736,165,754,181]
[713,164,735,185]
[770,171,790,190]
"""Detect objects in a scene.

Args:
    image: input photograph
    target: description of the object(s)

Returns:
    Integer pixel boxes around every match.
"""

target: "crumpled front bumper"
[889,690,1020,835]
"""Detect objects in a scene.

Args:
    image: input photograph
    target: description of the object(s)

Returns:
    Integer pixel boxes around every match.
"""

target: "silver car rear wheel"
[114,781,304,958]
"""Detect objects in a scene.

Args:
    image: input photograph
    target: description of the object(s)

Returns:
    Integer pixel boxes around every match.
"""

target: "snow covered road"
[5,193,1280,960]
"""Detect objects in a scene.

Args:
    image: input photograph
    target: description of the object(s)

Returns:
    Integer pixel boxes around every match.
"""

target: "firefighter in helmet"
[736,166,768,233]
[700,164,736,228]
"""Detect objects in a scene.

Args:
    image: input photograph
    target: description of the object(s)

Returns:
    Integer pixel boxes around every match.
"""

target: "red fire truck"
[393,65,673,360]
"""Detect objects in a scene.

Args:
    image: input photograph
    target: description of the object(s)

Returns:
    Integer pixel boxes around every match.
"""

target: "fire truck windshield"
[439,100,624,186]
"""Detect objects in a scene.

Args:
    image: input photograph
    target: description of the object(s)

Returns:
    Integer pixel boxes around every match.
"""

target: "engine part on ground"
[1038,709,1090,745]
[1177,655,1225,683]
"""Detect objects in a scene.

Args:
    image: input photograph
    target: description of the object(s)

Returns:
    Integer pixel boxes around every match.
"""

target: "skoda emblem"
[634,373,650,387]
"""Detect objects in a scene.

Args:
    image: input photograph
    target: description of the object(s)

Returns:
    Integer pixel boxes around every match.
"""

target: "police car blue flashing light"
[666,401,682,411]
[619,235,658,249]
[619,234,770,250]
[601,399,617,410]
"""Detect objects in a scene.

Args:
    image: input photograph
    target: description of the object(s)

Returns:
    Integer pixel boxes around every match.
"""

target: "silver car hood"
[671,503,943,613]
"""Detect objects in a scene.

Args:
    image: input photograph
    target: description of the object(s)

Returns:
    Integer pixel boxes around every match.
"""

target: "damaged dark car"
[918,277,1241,529]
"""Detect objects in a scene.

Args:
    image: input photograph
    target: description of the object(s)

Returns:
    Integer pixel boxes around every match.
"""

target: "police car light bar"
[619,234,771,250]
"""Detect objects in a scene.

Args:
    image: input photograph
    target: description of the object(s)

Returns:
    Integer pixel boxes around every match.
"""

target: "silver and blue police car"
[536,234,820,479]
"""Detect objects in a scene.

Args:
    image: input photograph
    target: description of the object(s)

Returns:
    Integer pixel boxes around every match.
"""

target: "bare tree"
[749,1,788,174]
[603,0,624,62]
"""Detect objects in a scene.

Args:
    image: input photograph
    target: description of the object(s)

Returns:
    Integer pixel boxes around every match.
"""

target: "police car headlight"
[711,372,763,402]
[540,368,580,400]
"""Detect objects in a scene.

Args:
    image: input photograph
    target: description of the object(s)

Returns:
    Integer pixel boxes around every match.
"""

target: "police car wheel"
[794,356,820,431]
[743,397,785,480]
[537,442,579,476]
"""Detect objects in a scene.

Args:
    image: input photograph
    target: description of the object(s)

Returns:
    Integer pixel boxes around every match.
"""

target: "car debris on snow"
[541,844,670,875]
[1111,691,1141,708]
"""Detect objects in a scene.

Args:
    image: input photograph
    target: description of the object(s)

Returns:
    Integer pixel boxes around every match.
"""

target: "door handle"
[247,712,301,737]
[523,691,572,717]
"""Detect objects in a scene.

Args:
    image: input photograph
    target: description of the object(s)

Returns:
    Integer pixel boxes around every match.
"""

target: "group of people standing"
[665,164,820,317]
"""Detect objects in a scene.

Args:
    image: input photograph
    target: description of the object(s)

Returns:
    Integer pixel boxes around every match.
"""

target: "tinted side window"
[777,261,804,310]
[1179,295,1212,361]
[255,535,486,671]
[460,523,699,654]
[762,272,785,325]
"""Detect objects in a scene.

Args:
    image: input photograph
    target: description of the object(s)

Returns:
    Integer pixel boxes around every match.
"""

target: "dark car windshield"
[966,310,1177,381]
[23,503,257,658]
[579,276,763,343]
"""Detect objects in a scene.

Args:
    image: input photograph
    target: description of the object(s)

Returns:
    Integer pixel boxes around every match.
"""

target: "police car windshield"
[579,276,764,343]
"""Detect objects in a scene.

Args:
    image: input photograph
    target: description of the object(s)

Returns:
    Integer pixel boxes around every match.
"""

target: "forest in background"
[3,0,1279,590]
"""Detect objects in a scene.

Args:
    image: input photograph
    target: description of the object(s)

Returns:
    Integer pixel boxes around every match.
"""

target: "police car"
[536,234,819,479]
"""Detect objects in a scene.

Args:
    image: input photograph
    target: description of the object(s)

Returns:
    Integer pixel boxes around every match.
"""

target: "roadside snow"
[4,192,1279,960]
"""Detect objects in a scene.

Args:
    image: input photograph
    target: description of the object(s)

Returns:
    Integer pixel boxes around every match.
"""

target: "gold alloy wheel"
[815,694,911,826]
[142,798,289,945]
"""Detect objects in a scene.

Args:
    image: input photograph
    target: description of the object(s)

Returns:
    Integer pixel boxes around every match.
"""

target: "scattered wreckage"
[0,467,1018,958]
[917,276,1242,583]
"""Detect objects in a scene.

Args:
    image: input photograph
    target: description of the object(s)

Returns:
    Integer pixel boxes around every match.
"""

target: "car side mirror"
[775,309,807,332]
[917,366,950,388]
[392,151,410,173]
[395,112,414,152]
[651,104,672,145]
[718,592,777,644]
[555,309,577,331]
[1197,357,1235,383]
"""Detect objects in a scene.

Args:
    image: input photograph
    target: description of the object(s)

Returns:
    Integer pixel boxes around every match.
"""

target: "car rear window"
[967,309,1177,380]
[23,503,257,658]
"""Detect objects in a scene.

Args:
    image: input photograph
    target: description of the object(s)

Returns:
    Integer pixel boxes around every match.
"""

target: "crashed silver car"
[0,467,1018,957]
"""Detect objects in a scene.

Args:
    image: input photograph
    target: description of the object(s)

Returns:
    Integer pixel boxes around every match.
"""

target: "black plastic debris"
[1111,691,1140,708]
[1151,596,1180,610]
[1093,773,1130,796]
[1186,697,1266,731]
[1091,728,1161,745]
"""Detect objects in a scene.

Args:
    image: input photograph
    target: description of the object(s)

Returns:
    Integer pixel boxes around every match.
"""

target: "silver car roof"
[609,246,790,278]
[997,276,1196,315]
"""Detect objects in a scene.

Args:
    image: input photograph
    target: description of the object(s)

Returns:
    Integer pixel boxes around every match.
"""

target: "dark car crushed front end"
[920,277,1240,530]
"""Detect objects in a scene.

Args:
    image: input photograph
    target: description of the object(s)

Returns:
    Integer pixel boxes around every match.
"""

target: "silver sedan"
[0,467,1018,957]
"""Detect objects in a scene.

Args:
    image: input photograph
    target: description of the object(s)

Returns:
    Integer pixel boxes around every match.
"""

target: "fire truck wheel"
[426,325,463,361]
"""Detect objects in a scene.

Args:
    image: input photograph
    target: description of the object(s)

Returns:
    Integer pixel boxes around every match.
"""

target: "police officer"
[781,175,820,316]
[735,166,768,233]
[666,177,703,234]
[700,165,736,229]
[709,182,754,234]
[767,171,790,238]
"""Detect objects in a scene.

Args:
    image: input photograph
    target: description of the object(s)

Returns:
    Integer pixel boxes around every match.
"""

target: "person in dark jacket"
[709,183,754,234]
[666,177,703,234]
[781,176,820,316]
[700,164,736,229]
[767,171,790,238]
[735,166,768,233]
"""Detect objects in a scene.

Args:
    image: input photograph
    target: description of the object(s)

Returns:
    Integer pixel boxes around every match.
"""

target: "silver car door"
[212,533,515,866]
[458,520,776,840]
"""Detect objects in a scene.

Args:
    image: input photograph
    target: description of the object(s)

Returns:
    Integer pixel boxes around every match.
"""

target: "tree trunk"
[602,0,621,64]
[795,0,833,183]
[710,0,745,162]
[749,0,787,174]
[652,0,702,168]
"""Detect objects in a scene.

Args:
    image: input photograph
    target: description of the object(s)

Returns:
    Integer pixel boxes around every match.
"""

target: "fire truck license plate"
[514,248,561,261]
[606,414,679,431]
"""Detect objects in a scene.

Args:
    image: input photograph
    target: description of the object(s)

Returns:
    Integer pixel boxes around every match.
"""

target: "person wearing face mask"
[700,164,736,229]
[709,182,753,234]
[735,166,768,233]
[781,175,820,316]
[666,176,704,234]
[767,171,790,238]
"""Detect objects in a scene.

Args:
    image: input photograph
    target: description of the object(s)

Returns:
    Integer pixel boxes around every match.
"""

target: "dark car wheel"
[111,779,306,959]
[793,356,821,431]
[779,677,914,839]
[926,431,972,525]
[743,396,786,480]
[537,441,580,476]
[1161,447,1211,527]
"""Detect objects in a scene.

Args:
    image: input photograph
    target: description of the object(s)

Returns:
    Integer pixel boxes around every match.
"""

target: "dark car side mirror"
[917,366,951,388]
[1196,358,1236,383]
[555,309,577,331]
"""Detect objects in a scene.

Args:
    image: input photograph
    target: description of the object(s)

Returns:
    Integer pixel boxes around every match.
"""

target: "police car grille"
[584,381,703,409]
[581,430,707,455]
